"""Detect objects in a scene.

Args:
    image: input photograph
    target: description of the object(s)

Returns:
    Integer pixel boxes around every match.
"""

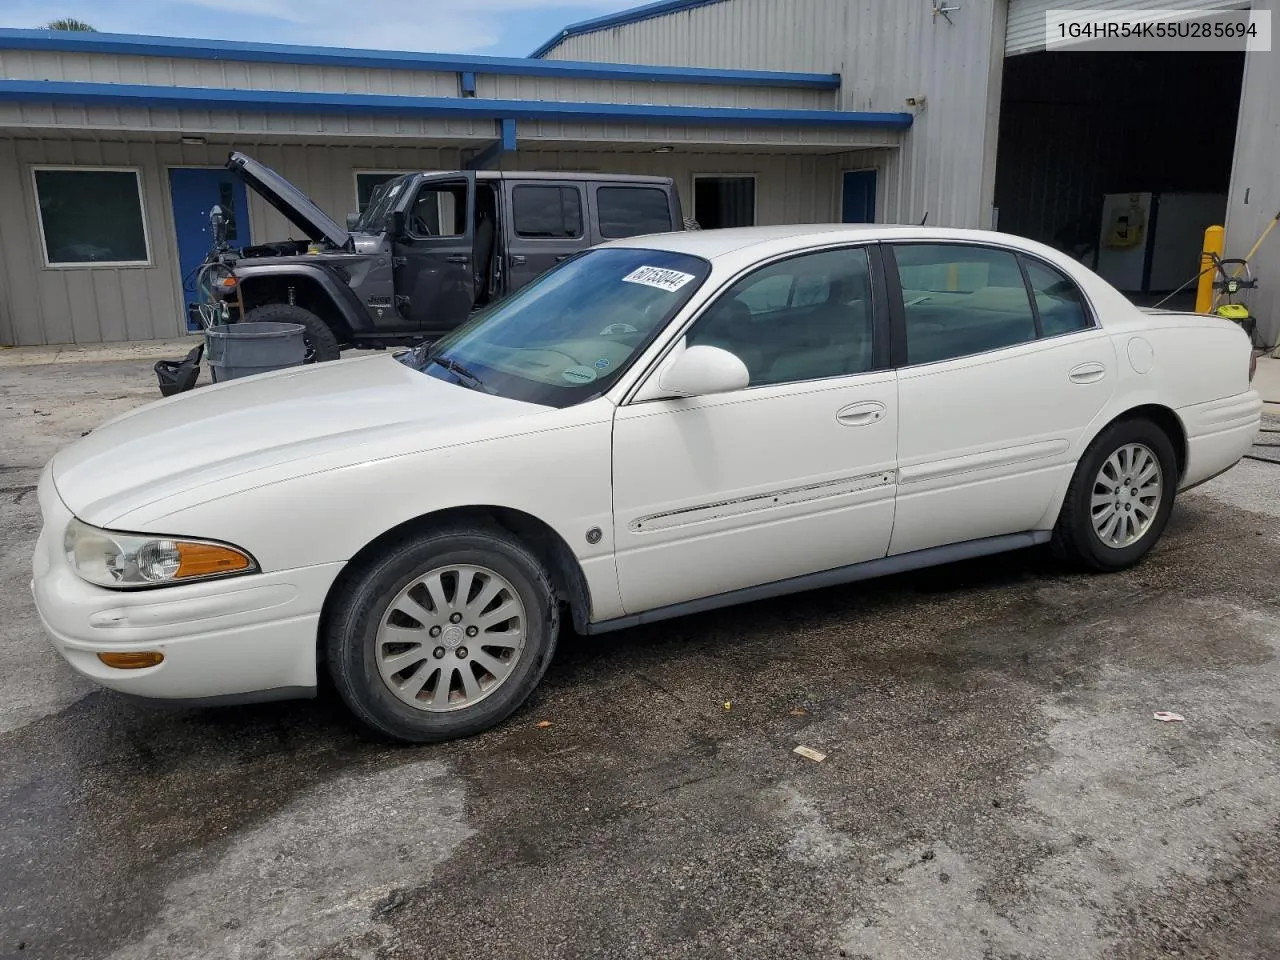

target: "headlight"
[63,518,258,589]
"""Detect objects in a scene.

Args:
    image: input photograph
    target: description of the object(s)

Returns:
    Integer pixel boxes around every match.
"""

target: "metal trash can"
[205,321,306,382]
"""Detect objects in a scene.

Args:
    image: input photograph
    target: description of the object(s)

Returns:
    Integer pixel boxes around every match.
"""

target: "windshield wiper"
[426,354,491,393]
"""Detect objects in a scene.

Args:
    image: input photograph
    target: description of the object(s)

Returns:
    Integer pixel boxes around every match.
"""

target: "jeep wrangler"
[204,152,686,361]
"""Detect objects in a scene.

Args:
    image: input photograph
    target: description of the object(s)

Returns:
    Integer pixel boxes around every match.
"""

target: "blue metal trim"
[531,0,729,58]
[459,71,477,95]
[0,28,840,90]
[0,80,912,129]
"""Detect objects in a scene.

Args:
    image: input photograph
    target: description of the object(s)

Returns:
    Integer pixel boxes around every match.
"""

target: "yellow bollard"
[1195,225,1225,314]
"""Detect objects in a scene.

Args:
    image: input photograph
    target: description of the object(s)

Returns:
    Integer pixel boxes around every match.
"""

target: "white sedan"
[32,225,1260,742]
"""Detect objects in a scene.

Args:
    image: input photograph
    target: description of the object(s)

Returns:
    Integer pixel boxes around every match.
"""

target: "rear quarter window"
[596,186,675,239]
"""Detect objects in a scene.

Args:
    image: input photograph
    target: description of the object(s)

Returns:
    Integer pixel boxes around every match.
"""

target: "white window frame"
[353,169,413,214]
[691,173,758,228]
[32,165,153,269]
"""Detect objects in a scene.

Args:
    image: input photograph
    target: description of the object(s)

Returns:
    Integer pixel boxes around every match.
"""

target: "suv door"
[589,182,679,244]
[392,173,476,334]
[611,244,898,614]
[886,241,1115,556]
[502,180,589,292]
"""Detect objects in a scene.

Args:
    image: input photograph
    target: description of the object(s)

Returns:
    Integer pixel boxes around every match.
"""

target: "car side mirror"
[657,344,749,398]
[386,210,405,237]
[345,212,360,231]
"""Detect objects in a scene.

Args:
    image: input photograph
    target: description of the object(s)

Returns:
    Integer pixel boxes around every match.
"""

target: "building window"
[33,167,150,267]
[355,171,407,214]
[693,175,756,229]
[596,186,675,238]
[512,185,583,238]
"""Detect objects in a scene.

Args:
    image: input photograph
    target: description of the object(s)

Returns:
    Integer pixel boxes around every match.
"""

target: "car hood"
[226,151,350,249]
[51,354,541,527]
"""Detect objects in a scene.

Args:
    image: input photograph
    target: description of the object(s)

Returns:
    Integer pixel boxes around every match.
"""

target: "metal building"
[0,0,1276,346]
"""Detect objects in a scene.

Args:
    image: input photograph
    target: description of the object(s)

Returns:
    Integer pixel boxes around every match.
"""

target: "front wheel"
[325,525,560,743]
[1052,418,1178,571]
[241,302,340,363]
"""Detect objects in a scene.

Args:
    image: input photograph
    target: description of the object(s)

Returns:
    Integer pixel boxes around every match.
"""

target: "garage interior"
[994,48,1245,309]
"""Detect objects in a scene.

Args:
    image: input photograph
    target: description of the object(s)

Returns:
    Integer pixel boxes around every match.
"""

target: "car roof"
[602,224,1060,263]
[410,170,672,184]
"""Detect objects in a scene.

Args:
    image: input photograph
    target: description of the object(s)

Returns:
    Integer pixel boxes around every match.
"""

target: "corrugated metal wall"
[0,136,858,346]
[1006,0,1252,56]
[0,50,835,110]
[543,0,1008,229]
[1225,0,1280,345]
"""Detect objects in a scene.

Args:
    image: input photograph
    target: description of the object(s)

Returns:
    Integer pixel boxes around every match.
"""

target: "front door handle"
[1069,362,1106,384]
[510,255,528,266]
[555,254,571,262]
[836,400,886,426]
[446,255,470,264]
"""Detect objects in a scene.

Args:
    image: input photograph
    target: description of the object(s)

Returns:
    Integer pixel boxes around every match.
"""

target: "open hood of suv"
[226,151,350,249]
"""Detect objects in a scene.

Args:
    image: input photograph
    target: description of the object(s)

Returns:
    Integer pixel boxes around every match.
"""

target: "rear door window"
[596,186,674,238]
[891,243,1038,365]
[513,185,583,239]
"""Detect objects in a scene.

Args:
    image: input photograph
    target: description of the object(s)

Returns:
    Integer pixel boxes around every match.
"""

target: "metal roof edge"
[529,0,731,58]
[0,27,839,90]
[0,78,908,128]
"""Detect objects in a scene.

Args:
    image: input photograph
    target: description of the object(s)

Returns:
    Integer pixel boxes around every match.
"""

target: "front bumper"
[30,467,343,702]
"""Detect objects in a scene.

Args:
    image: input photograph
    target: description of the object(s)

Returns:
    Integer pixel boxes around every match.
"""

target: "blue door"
[169,167,251,329]
[841,170,877,224]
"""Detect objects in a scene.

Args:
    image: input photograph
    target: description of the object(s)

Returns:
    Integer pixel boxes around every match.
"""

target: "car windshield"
[356,175,410,232]
[403,247,711,407]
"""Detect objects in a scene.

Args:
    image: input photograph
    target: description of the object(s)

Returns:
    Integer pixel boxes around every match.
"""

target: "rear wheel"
[242,302,340,363]
[325,525,559,743]
[1052,418,1178,571]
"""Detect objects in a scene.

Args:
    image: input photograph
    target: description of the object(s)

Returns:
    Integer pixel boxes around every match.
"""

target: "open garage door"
[1007,0,1253,55]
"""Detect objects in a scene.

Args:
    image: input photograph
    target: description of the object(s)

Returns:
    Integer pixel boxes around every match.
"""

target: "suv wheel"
[242,303,340,363]
[325,525,560,743]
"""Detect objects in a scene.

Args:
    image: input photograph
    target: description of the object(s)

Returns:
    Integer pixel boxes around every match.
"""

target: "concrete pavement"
[5,358,1280,960]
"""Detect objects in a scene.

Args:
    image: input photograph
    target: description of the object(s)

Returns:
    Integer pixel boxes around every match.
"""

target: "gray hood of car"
[226,151,351,249]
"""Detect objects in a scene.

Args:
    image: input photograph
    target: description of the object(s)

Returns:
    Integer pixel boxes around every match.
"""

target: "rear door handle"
[836,400,886,426]
[446,255,470,264]
[1069,362,1106,384]
[510,255,527,266]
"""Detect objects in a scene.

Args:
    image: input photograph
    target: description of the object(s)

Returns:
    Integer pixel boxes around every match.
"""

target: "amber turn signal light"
[97,651,165,669]
[175,542,254,580]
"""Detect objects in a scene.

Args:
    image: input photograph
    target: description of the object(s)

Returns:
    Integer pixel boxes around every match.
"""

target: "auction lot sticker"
[622,266,696,293]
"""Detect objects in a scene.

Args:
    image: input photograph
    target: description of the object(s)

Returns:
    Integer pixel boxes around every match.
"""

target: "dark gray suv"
[206,152,686,360]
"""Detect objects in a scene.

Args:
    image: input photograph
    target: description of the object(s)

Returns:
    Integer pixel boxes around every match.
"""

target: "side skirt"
[585,531,1052,635]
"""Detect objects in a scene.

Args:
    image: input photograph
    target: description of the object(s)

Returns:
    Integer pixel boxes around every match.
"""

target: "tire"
[242,302,341,363]
[325,525,560,743]
[1051,417,1178,571]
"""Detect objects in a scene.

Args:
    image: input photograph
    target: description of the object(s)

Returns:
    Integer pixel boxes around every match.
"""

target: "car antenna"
[918,211,928,226]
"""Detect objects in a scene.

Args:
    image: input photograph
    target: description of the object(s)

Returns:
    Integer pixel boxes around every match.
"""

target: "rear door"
[589,182,679,244]
[502,180,589,291]
[886,241,1116,556]
[392,173,476,334]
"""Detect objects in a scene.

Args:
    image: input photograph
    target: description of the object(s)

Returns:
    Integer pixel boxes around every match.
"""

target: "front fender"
[108,415,626,624]
[236,262,371,332]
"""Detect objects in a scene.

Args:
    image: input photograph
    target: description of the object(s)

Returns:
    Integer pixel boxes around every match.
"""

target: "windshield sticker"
[594,358,611,370]
[562,365,599,385]
[622,266,696,293]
